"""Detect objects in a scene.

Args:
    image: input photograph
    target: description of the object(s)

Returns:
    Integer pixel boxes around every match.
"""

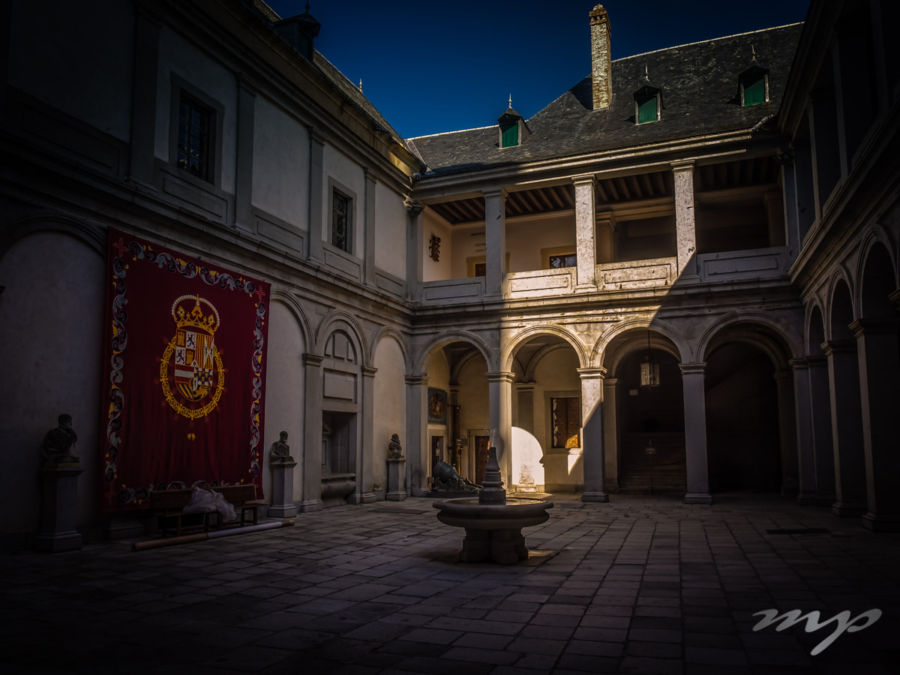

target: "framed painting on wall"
[427,388,448,424]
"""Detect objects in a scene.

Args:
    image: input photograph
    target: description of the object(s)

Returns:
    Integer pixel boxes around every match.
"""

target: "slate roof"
[408,23,803,178]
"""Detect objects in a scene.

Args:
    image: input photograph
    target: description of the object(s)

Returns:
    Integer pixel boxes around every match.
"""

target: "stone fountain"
[433,446,553,564]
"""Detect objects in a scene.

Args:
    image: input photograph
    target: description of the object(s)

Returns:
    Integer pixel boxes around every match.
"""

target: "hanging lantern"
[640,332,660,388]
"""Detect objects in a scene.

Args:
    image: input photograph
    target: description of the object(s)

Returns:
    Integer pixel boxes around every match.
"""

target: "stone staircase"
[616,433,686,495]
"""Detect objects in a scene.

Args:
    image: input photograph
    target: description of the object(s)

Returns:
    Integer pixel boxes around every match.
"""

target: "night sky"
[265,1,811,139]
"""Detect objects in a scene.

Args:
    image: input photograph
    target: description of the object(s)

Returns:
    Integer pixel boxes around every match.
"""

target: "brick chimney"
[590,4,612,110]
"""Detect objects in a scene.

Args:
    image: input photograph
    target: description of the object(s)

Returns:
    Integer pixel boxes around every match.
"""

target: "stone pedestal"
[36,463,83,553]
[386,457,407,501]
[268,459,297,518]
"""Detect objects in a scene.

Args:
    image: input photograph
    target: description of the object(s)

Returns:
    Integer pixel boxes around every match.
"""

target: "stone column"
[363,171,377,287]
[405,200,424,302]
[672,161,698,280]
[852,319,900,530]
[300,353,323,512]
[483,189,506,297]
[823,340,867,516]
[603,376,619,491]
[791,358,817,504]
[35,463,83,552]
[405,374,428,496]
[579,368,608,502]
[359,365,377,503]
[234,82,255,231]
[487,371,514,486]
[807,355,835,504]
[779,155,801,256]
[680,362,712,504]
[573,175,597,291]
[307,131,325,262]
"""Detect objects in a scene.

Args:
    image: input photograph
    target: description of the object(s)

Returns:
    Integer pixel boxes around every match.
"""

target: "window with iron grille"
[331,189,352,252]
[176,93,213,182]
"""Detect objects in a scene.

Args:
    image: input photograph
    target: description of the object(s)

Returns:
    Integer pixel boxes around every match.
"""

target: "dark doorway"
[705,343,781,492]
[322,411,355,475]
[617,348,685,493]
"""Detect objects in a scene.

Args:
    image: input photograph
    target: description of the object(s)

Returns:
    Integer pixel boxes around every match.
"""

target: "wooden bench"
[149,484,264,536]
[149,488,218,537]
[210,484,265,526]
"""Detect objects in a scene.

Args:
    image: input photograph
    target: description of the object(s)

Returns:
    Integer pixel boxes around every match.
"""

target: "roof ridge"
[408,124,496,141]
[615,22,804,64]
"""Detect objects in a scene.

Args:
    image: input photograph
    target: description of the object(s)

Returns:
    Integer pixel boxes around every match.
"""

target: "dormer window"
[634,84,661,124]
[498,96,528,148]
[739,64,769,106]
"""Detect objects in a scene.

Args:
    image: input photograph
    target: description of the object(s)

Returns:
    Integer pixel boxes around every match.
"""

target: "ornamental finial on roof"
[751,44,758,62]
[508,93,513,108]
[644,64,650,81]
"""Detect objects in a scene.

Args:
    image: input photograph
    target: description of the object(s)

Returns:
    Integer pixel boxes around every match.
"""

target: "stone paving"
[2,494,899,674]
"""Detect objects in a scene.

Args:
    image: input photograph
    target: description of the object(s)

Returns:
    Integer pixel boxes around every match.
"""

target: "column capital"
[362,365,378,378]
[486,371,516,384]
[603,377,619,387]
[405,374,428,386]
[482,187,507,200]
[822,339,856,356]
[806,354,828,367]
[679,361,706,375]
[404,198,424,217]
[572,174,596,187]
[671,159,695,172]
[576,367,607,380]
[303,353,323,367]
[789,356,809,369]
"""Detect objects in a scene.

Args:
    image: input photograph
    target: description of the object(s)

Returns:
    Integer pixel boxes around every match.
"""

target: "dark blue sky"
[266,1,811,139]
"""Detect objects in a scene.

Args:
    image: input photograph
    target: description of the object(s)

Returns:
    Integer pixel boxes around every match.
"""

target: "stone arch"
[503,325,588,373]
[316,310,368,366]
[804,300,828,355]
[368,326,409,374]
[0,212,105,261]
[597,320,684,375]
[858,238,897,319]
[825,268,857,340]
[414,330,492,374]
[698,313,798,366]
[270,289,312,351]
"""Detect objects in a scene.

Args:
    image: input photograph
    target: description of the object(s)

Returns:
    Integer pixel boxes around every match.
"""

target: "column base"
[582,491,609,503]
[861,512,900,532]
[796,491,820,505]
[684,492,713,505]
[34,530,82,553]
[832,501,866,517]
[268,503,298,519]
[575,284,598,294]
[386,490,408,501]
[298,499,322,513]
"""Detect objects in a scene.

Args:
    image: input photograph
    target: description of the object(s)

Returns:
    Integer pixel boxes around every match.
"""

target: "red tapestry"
[101,229,269,510]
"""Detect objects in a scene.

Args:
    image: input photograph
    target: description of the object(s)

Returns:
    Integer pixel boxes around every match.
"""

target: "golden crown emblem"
[170,295,220,334]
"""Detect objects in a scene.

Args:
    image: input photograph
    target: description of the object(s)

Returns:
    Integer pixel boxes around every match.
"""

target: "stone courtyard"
[3,495,899,674]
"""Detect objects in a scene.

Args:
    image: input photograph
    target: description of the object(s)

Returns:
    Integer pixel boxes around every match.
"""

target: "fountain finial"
[478,446,506,505]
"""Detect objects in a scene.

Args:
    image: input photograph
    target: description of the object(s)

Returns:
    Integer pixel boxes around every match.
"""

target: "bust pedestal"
[36,462,83,552]
[268,459,297,518]
[386,457,407,501]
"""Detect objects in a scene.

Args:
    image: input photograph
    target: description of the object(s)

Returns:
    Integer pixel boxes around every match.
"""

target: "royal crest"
[160,295,225,419]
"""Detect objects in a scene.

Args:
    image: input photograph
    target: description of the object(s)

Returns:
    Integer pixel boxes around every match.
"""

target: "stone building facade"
[0,0,897,547]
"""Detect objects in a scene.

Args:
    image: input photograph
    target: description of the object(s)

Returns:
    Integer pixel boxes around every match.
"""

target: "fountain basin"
[434,497,553,564]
